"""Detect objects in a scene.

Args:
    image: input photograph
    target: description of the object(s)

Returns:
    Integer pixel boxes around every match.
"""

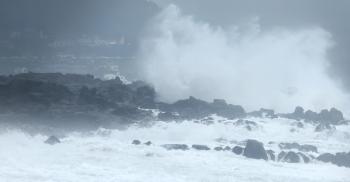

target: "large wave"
[137,5,350,114]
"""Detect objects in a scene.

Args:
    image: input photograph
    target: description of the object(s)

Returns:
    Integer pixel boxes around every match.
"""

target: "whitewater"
[0,116,349,182]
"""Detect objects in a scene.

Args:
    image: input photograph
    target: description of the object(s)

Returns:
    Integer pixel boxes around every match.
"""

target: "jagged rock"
[234,119,258,131]
[243,139,268,160]
[162,144,189,151]
[319,108,344,124]
[223,146,231,151]
[278,151,287,161]
[132,140,141,145]
[214,146,223,151]
[317,152,350,168]
[333,152,350,168]
[315,123,334,132]
[298,152,310,163]
[144,141,152,146]
[278,142,318,153]
[192,144,210,151]
[317,153,335,163]
[296,122,304,128]
[160,97,245,120]
[44,136,60,145]
[304,110,319,122]
[281,151,300,163]
[232,146,244,155]
[249,108,276,118]
[266,150,276,161]
[157,112,180,121]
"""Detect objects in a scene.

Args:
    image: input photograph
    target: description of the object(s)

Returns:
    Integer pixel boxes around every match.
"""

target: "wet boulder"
[232,146,244,155]
[317,152,350,168]
[144,141,152,146]
[162,144,189,151]
[315,123,334,132]
[266,150,276,161]
[214,146,223,151]
[278,151,287,161]
[282,151,301,163]
[223,146,231,151]
[44,136,60,145]
[298,152,311,163]
[192,144,210,151]
[243,139,268,160]
[132,140,141,145]
[317,153,335,163]
[279,142,318,153]
[234,120,258,131]
[333,152,350,168]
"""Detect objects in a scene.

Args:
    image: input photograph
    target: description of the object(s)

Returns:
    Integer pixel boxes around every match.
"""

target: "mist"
[138,5,350,113]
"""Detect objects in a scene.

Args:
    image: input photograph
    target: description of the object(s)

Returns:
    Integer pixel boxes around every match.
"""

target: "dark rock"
[317,152,350,168]
[243,139,268,160]
[279,142,318,153]
[282,151,301,163]
[266,150,276,161]
[317,153,335,163]
[304,110,319,122]
[333,152,350,168]
[319,108,344,124]
[315,123,333,132]
[278,151,287,161]
[157,112,180,121]
[296,122,304,128]
[144,141,152,146]
[223,146,231,151]
[44,136,60,145]
[160,97,246,120]
[234,119,258,131]
[298,152,311,163]
[232,146,244,155]
[132,140,141,145]
[300,144,318,153]
[248,108,276,118]
[192,144,210,151]
[162,144,189,151]
[214,146,223,151]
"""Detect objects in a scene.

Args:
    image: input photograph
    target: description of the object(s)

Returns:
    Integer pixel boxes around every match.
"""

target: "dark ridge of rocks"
[192,144,211,151]
[278,142,318,153]
[161,144,189,151]
[248,108,277,118]
[44,135,60,145]
[283,106,346,125]
[317,152,350,168]
[243,139,268,160]
[132,140,141,145]
[0,73,157,129]
[160,97,246,120]
[232,146,244,155]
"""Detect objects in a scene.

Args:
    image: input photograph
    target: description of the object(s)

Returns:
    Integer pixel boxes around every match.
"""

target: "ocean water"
[0,116,349,182]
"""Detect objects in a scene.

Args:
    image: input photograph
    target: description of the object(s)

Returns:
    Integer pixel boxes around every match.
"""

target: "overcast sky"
[151,0,350,91]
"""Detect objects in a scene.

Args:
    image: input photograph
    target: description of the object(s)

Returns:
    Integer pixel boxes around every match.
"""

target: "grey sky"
[152,0,350,91]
